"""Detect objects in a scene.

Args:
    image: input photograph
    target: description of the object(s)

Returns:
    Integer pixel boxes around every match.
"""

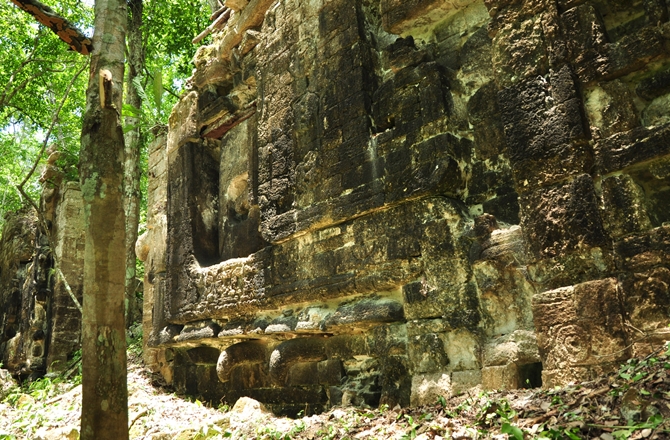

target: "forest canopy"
[0,0,211,229]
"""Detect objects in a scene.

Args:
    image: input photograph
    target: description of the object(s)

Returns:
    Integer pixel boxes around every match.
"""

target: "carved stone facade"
[145,0,670,414]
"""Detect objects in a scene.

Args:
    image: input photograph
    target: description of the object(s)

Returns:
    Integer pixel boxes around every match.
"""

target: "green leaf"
[563,428,582,440]
[123,124,139,134]
[153,68,163,113]
[132,75,149,104]
[122,103,142,117]
[646,413,663,428]
[501,422,524,440]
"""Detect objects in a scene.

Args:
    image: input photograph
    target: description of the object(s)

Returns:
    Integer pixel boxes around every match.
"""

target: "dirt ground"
[2,345,670,439]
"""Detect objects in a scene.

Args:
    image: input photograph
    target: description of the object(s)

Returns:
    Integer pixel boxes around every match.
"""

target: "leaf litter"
[1,344,670,439]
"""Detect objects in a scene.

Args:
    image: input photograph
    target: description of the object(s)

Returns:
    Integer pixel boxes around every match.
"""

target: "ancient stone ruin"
[0,182,85,379]
[2,0,670,418]
[137,0,670,414]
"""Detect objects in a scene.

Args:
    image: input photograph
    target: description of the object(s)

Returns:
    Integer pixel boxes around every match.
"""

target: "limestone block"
[615,225,670,332]
[269,338,327,385]
[186,346,220,365]
[218,341,267,382]
[286,361,319,386]
[382,36,427,73]
[225,0,248,12]
[238,29,260,56]
[491,15,549,88]
[214,0,276,62]
[561,5,666,84]
[483,331,540,367]
[498,67,591,189]
[636,68,670,101]
[642,94,670,127]
[520,175,608,260]
[167,91,200,160]
[444,330,480,371]
[532,278,630,372]
[229,397,270,428]
[195,58,233,92]
[325,335,369,360]
[606,27,666,79]
[467,82,506,161]
[410,372,452,406]
[379,355,412,407]
[436,2,490,74]
[583,80,640,139]
[560,4,609,83]
[595,123,670,175]
[475,263,536,336]
[601,174,652,238]
[0,209,37,264]
[369,323,408,358]
[47,184,84,373]
[452,370,482,395]
[325,297,404,329]
[527,247,615,291]
[542,364,615,388]
[478,225,526,264]
[176,321,221,342]
[482,364,519,390]
[407,331,449,374]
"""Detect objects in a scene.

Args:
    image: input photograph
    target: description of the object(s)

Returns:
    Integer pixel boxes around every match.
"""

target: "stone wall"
[146,0,670,414]
[0,182,85,377]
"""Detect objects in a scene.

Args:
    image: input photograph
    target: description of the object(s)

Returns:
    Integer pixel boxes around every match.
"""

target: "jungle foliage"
[0,0,211,231]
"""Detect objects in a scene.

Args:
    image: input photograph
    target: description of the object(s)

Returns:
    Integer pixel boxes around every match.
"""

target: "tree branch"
[10,0,93,55]
[144,67,180,99]
[17,59,89,205]
[0,37,40,108]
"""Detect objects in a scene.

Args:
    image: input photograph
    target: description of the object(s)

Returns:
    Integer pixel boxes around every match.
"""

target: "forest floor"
[2,342,670,440]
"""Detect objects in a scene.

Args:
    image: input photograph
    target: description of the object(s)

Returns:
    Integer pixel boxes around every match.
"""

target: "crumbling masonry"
[136,0,670,414]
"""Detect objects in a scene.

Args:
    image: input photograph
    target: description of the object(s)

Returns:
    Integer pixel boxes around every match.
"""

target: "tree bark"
[78,0,128,438]
[10,0,93,55]
[123,0,144,327]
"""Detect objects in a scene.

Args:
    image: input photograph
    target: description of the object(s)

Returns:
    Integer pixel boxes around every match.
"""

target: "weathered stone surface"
[584,80,640,139]
[520,175,608,259]
[642,93,670,127]
[410,372,452,406]
[0,183,85,379]
[595,123,670,174]
[381,0,478,35]
[636,68,670,100]
[601,174,653,238]
[0,368,16,399]
[498,66,591,189]
[46,183,85,373]
[141,0,670,412]
[483,330,541,367]
[615,226,670,333]
[533,279,630,377]
[562,4,667,84]
[482,364,521,390]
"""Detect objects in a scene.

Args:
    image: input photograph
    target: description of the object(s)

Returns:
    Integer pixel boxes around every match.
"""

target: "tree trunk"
[78,0,128,438]
[124,0,144,327]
